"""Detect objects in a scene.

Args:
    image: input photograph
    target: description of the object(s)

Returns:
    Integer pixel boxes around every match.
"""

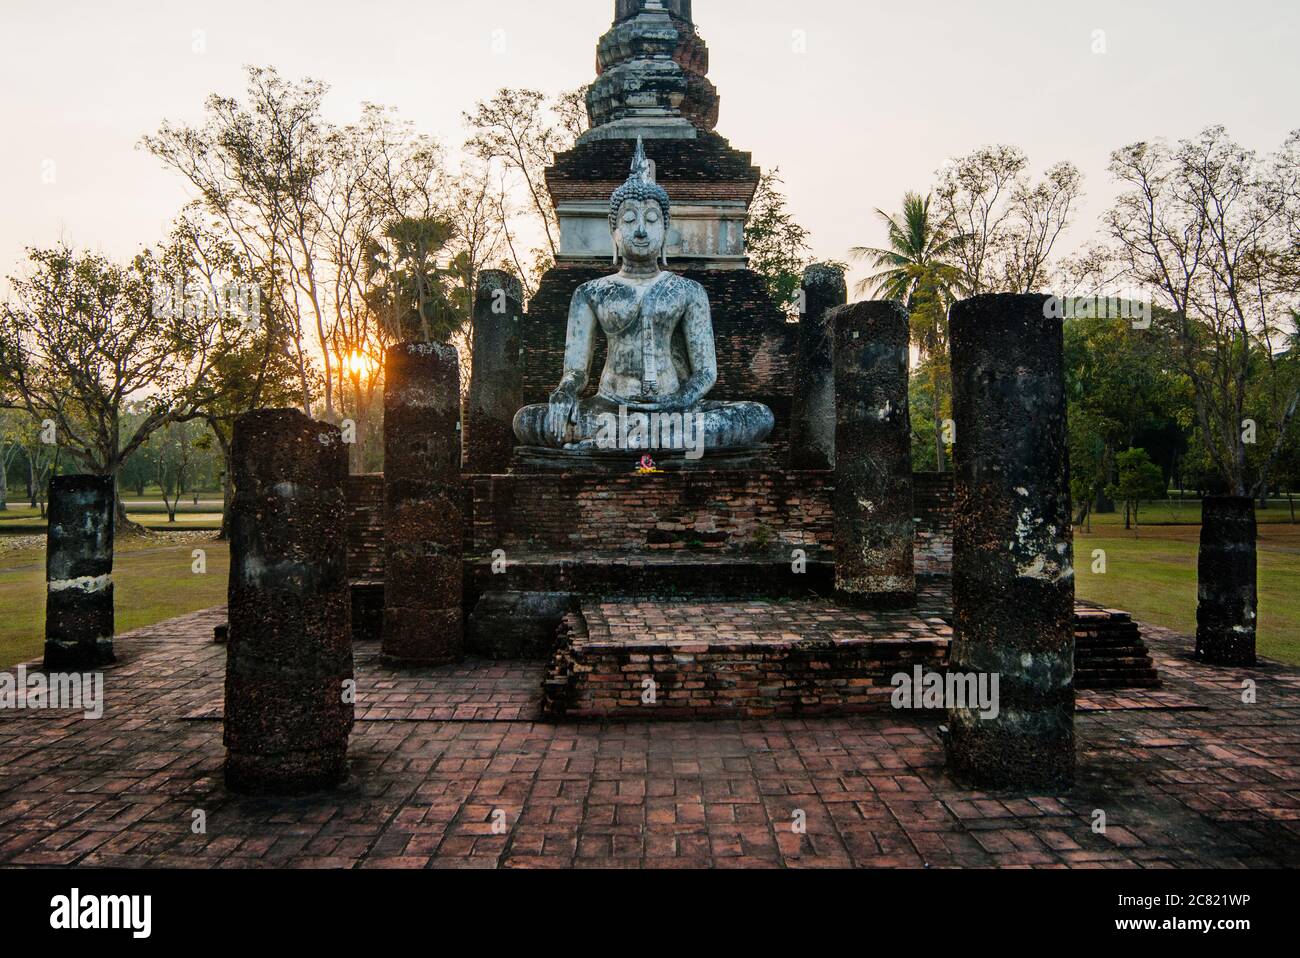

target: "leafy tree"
[1064,314,1188,522]
[158,211,307,534]
[1109,448,1168,530]
[0,410,24,511]
[364,217,464,344]
[143,67,329,416]
[19,425,60,517]
[0,245,232,533]
[148,419,212,522]
[746,169,813,317]
[852,192,965,470]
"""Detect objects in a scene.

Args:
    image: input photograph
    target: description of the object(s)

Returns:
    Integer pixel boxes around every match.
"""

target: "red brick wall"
[346,470,955,575]
[468,470,832,558]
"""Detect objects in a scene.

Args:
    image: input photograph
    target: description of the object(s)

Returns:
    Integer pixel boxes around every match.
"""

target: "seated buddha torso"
[579,271,698,405]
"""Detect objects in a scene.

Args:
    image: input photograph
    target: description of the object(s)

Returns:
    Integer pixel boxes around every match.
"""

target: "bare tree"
[935,145,1082,295]
[143,66,331,417]
[464,87,587,292]
[1104,126,1300,497]
[1003,162,1084,294]
[935,145,1028,295]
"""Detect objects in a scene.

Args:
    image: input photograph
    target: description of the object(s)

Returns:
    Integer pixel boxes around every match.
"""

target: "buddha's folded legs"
[513,396,773,454]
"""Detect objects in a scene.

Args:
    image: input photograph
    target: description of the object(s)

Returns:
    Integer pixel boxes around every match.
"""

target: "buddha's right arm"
[556,290,597,397]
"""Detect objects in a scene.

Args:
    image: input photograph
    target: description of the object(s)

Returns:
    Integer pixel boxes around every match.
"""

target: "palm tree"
[851,192,966,471]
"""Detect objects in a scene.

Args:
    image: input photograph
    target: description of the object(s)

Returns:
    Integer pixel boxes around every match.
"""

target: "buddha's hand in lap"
[546,388,579,446]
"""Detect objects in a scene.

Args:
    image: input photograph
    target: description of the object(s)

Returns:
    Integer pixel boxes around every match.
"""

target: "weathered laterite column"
[225,408,353,794]
[383,342,464,666]
[833,300,915,607]
[1195,496,1257,666]
[946,293,1075,790]
[790,263,847,470]
[466,270,524,474]
[44,475,116,670]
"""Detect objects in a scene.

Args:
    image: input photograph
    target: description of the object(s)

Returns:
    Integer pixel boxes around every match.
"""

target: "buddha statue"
[513,139,775,459]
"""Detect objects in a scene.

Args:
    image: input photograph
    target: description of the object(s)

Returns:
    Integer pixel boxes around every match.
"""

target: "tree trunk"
[932,372,947,473]
[113,471,148,538]
[213,424,234,542]
[1289,493,1295,524]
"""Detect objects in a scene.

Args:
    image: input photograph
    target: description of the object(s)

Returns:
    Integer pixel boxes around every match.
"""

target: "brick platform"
[0,607,1296,868]
[543,598,952,720]
[539,595,1162,720]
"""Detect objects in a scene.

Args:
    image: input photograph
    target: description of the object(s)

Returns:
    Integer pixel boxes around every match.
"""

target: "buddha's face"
[613,199,666,267]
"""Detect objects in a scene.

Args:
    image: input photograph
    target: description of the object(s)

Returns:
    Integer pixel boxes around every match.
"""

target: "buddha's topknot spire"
[608,137,672,229]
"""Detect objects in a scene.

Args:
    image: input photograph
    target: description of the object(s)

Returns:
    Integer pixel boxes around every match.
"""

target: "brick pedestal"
[790,264,846,470]
[224,409,353,794]
[946,293,1075,790]
[833,301,915,607]
[465,270,524,474]
[43,475,115,670]
[1195,496,1257,666]
[383,342,464,666]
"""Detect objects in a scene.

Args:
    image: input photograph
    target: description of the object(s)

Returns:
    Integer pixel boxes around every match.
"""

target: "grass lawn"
[0,498,223,534]
[1077,511,1300,666]
[0,537,229,669]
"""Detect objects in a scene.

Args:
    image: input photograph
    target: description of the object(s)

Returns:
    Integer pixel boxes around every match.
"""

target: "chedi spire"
[583,0,719,141]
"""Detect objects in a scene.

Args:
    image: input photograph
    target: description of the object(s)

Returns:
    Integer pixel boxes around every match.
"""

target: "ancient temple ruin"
[226,0,1161,794]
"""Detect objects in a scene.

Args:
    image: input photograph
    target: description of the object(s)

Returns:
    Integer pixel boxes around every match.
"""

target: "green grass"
[1102,498,1299,525]
[0,538,229,669]
[0,498,223,533]
[1076,518,1300,666]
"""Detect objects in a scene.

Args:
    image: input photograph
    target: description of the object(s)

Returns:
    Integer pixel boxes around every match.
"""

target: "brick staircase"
[1074,607,1161,689]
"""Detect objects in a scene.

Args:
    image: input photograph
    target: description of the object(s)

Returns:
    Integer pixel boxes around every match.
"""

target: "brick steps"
[542,597,1162,720]
[1074,608,1161,690]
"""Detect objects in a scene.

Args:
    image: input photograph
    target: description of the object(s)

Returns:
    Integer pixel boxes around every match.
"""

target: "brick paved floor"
[0,606,1297,869]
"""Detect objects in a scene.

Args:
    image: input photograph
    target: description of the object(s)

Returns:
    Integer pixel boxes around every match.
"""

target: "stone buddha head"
[609,138,671,268]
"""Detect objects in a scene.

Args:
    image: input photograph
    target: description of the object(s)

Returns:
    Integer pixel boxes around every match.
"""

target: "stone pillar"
[224,409,353,794]
[383,342,464,666]
[833,301,915,607]
[466,270,524,474]
[43,475,115,670]
[1195,496,1257,666]
[790,264,847,470]
[946,293,1075,790]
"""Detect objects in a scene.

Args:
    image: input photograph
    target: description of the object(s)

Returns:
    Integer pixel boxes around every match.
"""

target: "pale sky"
[2,0,1297,296]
